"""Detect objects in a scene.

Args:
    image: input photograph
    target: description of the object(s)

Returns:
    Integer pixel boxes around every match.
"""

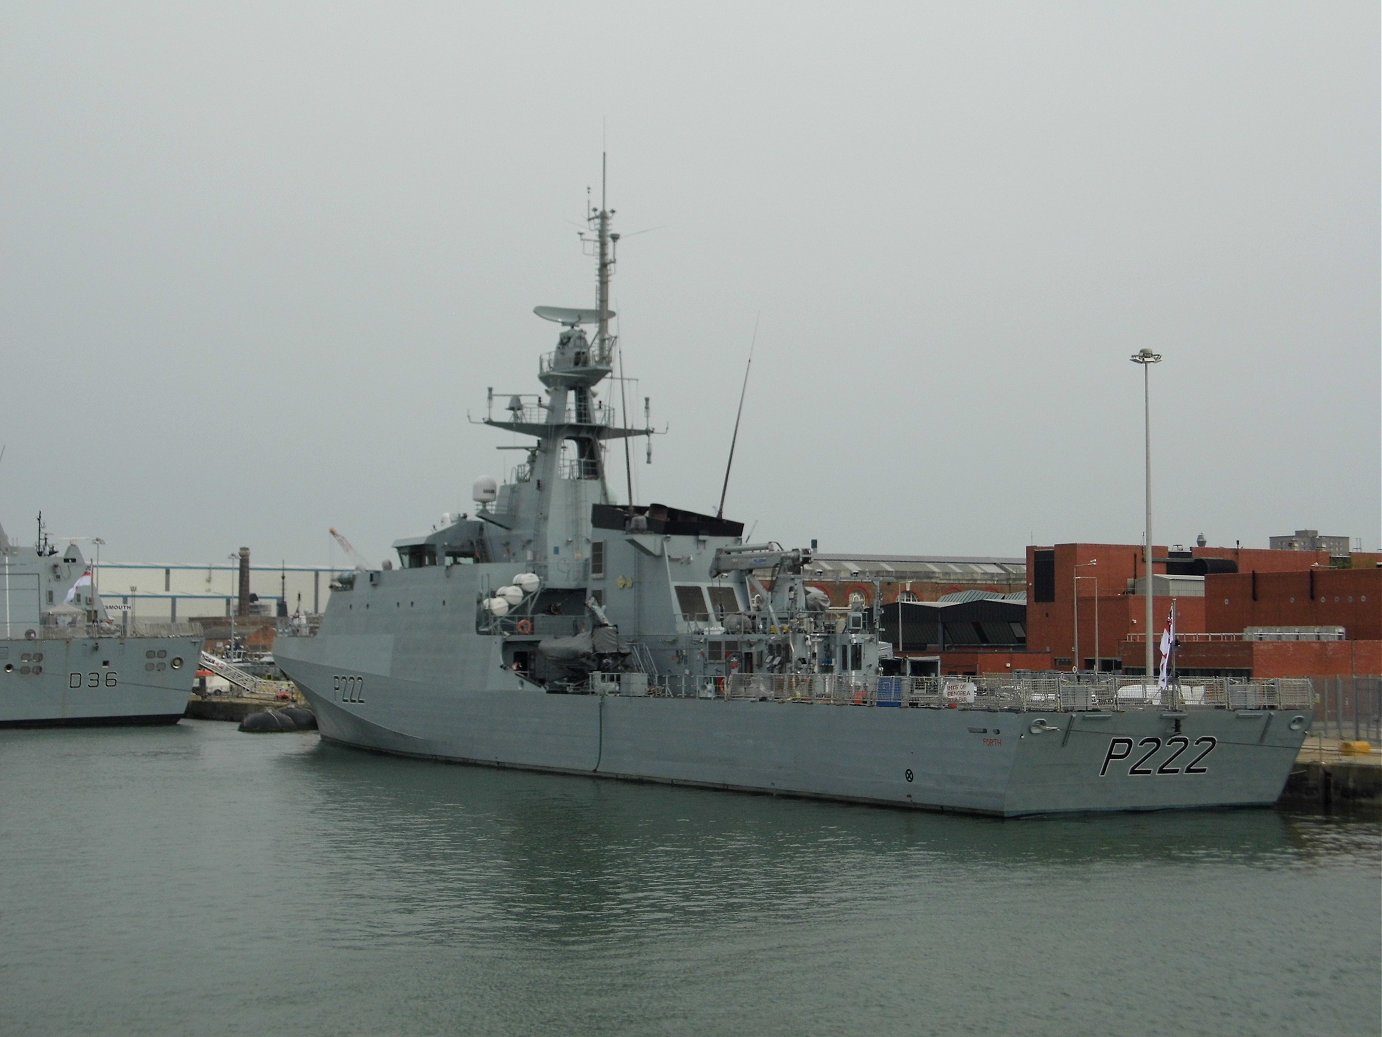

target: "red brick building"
[782,540,1379,682]
[1024,541,1380,681]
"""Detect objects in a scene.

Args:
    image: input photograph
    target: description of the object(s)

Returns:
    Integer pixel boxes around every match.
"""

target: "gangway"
[199,650,281,697]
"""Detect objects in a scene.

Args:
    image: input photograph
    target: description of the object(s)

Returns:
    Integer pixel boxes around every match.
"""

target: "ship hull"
[0,635,202,728]
[277,639,1308,818]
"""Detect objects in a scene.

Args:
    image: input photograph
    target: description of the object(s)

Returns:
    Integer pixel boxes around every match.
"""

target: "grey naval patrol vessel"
[275,194,1312,817]
[1,516,202,726]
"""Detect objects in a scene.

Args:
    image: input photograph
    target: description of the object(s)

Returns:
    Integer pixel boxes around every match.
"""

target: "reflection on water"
[279,737,1376,951]
[2,723,1378,1037]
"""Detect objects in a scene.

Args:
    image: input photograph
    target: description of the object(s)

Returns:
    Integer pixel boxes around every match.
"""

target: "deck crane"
[329,527,370,571]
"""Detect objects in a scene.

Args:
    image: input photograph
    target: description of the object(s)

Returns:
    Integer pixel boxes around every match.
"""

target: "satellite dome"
[473,476,498,504]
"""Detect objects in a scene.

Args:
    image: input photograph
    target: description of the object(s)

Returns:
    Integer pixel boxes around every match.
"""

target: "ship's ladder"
[568,481,583,543]
[627,640,658,676]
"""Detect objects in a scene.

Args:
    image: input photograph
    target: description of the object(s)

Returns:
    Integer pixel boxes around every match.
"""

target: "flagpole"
[1169,600,1178,692]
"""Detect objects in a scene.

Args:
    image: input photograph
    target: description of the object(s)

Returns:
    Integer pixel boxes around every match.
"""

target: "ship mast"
[590,154,634,505]
[595,154,616,353]
[480,161,653,567]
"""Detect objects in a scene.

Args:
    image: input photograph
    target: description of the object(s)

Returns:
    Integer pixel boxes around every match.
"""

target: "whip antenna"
[716,314,759,519]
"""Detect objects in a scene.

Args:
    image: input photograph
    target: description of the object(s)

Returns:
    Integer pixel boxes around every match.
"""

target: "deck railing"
[4,621,201,640]
[617,672,1314,712]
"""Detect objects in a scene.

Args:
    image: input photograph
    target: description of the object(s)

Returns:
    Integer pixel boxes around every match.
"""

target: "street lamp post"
[1130,348,1163,694]
[1073,573,1079,674]
[1092,578,1099,674]
[1073,559,1099,672]
[1076,573,1098,673]
[227,553,239,652]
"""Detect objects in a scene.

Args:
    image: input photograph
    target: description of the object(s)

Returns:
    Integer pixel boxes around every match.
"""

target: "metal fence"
[1310,677,1381,743]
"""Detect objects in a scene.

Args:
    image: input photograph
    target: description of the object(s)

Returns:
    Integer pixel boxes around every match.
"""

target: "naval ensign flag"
[65,568,93,604]
[1157,602,1177,691]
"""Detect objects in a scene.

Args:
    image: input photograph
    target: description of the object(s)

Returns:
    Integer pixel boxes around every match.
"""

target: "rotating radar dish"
[533,306,611,326]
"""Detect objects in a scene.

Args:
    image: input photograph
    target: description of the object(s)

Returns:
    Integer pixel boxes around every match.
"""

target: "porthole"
[146,650,156,659]
[32,666,41,675]
[157,649,167,658]
[145,662,156,671]
[19,665,30,675]
[33,652,42,662]
[170,657,183,670]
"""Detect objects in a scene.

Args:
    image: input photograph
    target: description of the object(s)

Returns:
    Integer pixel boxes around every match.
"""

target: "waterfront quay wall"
[1280,740,1381,810]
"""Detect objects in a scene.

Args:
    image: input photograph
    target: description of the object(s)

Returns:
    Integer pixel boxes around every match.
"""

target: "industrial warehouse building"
[86,530,1380,684]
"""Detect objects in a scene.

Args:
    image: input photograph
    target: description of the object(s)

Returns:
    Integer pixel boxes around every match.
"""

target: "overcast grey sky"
[4,1,1378,568]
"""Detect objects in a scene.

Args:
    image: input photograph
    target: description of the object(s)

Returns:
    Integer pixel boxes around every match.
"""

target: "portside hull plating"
[0,636,202,727]
[278,640,1308,817]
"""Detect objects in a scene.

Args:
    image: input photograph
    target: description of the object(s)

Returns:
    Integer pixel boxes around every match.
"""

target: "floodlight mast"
[1130,348,1164,701]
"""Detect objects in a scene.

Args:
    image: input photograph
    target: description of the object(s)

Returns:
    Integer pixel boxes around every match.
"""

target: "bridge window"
[708,586,739,617]
[398,545,436,568]
[675,585,709,621]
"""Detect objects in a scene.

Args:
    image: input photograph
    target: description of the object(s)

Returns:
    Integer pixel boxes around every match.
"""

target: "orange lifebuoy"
[515,619,533,635]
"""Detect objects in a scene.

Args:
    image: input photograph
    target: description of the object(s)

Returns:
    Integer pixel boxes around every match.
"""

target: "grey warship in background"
[275,192,1313,816]
[1,516,202,726]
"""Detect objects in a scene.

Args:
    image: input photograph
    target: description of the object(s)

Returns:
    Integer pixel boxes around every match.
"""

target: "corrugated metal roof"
[938,590,1028,605]
[808,554,1025,579]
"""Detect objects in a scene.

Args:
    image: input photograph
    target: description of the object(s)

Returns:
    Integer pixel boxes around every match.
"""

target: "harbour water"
[2,721,1377,1037]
